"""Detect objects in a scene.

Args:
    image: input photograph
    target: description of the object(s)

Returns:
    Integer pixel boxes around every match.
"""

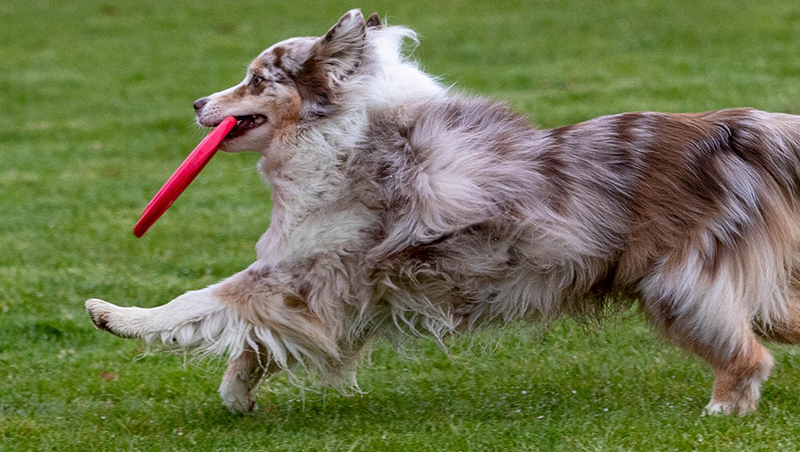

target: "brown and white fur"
[86,10,800,416]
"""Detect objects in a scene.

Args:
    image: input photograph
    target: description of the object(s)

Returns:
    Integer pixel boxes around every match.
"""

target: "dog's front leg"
[219,345,287,413]
[87,289,282,412]
[85,286,247,354]
[87,263,345,410]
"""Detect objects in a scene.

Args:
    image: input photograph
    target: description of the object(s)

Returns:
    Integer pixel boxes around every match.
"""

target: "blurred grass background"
[3,0,800,450]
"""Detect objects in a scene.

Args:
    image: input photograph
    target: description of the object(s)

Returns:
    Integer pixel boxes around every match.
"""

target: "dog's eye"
[251,75,264,85]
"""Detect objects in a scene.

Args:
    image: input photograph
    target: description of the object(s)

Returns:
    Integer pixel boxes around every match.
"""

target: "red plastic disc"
[133,116,237,237]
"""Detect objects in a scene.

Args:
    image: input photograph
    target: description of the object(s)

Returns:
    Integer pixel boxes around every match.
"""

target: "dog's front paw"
[85,298,137,338]
[219,377,258,414]
[86,298,115,332]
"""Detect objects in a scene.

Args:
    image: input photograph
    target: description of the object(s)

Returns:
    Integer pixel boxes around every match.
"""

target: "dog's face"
[193,10,371,154]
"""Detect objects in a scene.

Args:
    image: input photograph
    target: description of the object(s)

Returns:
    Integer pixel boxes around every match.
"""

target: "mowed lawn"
[4,0,800,450]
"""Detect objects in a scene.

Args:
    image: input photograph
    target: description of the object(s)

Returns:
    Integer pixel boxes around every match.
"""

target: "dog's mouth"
[227,114,268,138]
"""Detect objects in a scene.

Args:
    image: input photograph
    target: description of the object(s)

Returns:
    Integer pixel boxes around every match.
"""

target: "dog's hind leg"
[639,260,774,416]
[755,281,800,344]
[701,332,773,416]
[644,304,773,416]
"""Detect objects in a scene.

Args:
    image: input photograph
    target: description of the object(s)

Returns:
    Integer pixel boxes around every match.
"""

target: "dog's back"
[356,100,799,322]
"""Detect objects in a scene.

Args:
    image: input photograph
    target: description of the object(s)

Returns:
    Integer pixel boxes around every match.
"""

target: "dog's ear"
[294,10,367,119]
[313,9,367,84]
[366,12,382,29]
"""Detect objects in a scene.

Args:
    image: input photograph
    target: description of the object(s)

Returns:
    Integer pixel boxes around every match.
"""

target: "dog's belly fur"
[87,10,800,416]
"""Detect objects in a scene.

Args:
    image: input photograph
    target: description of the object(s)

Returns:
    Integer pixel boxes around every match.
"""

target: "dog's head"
[194,9,381,153]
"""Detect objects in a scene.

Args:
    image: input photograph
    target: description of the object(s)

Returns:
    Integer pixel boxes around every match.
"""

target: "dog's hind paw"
[702,400,730,416]
[702,397,758,416]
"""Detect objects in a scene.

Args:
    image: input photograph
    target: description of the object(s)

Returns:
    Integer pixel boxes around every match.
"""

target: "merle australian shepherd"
[86,10,800,416]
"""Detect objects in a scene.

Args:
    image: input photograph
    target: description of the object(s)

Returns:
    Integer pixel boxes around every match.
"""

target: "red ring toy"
[133,116,237,237]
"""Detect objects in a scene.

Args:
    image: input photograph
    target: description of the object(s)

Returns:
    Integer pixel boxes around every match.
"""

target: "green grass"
[4,0,800,450]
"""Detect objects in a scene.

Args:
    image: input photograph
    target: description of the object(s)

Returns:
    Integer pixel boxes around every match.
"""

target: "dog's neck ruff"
[254,25,446,264]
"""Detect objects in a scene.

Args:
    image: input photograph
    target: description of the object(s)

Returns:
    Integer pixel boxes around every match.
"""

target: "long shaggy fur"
[87,10,800,416]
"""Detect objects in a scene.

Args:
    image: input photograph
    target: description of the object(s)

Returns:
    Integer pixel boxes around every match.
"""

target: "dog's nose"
[193,97,209,112]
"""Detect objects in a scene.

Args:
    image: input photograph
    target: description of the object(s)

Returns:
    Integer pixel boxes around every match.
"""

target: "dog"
[86,9,800,416]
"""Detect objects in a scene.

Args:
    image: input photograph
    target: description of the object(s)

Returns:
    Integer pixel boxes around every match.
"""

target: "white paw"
[85,298,129,337]
[85,298,159,340]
